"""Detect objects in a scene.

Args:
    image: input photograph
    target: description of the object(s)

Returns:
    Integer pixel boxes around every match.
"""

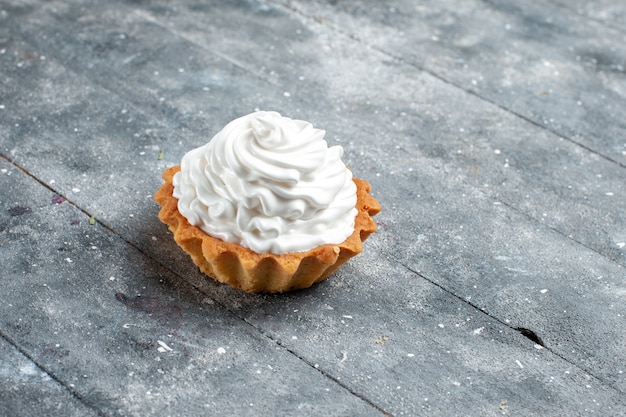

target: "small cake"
[154,111,380,293]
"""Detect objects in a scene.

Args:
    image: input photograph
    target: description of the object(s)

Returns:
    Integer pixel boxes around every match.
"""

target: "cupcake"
[154,111,380,293]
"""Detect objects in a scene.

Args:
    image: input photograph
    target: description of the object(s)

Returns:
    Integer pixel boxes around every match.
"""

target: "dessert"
[154,111,380,293]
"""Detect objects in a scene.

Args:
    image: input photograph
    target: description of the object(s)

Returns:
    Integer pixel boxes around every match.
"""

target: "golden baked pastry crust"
[154,165,381,293]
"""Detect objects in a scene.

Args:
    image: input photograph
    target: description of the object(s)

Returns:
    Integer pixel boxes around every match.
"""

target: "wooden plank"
[0,336,99,417]
[2,151,625,415]
[279,0,626,166]
[0,158,381,416]
[2,0,624,266]
[549,0,626,28]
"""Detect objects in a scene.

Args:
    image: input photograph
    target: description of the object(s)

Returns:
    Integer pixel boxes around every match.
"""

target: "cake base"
[154,166,380,293]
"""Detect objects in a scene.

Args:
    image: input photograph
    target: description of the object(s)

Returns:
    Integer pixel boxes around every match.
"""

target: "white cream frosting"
[172,111,358,254]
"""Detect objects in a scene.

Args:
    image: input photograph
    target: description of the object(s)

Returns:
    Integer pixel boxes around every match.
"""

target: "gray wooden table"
[1,0,625,415]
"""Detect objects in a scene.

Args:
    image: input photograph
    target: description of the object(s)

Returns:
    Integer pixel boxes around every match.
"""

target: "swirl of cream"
[172,111,358,254]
